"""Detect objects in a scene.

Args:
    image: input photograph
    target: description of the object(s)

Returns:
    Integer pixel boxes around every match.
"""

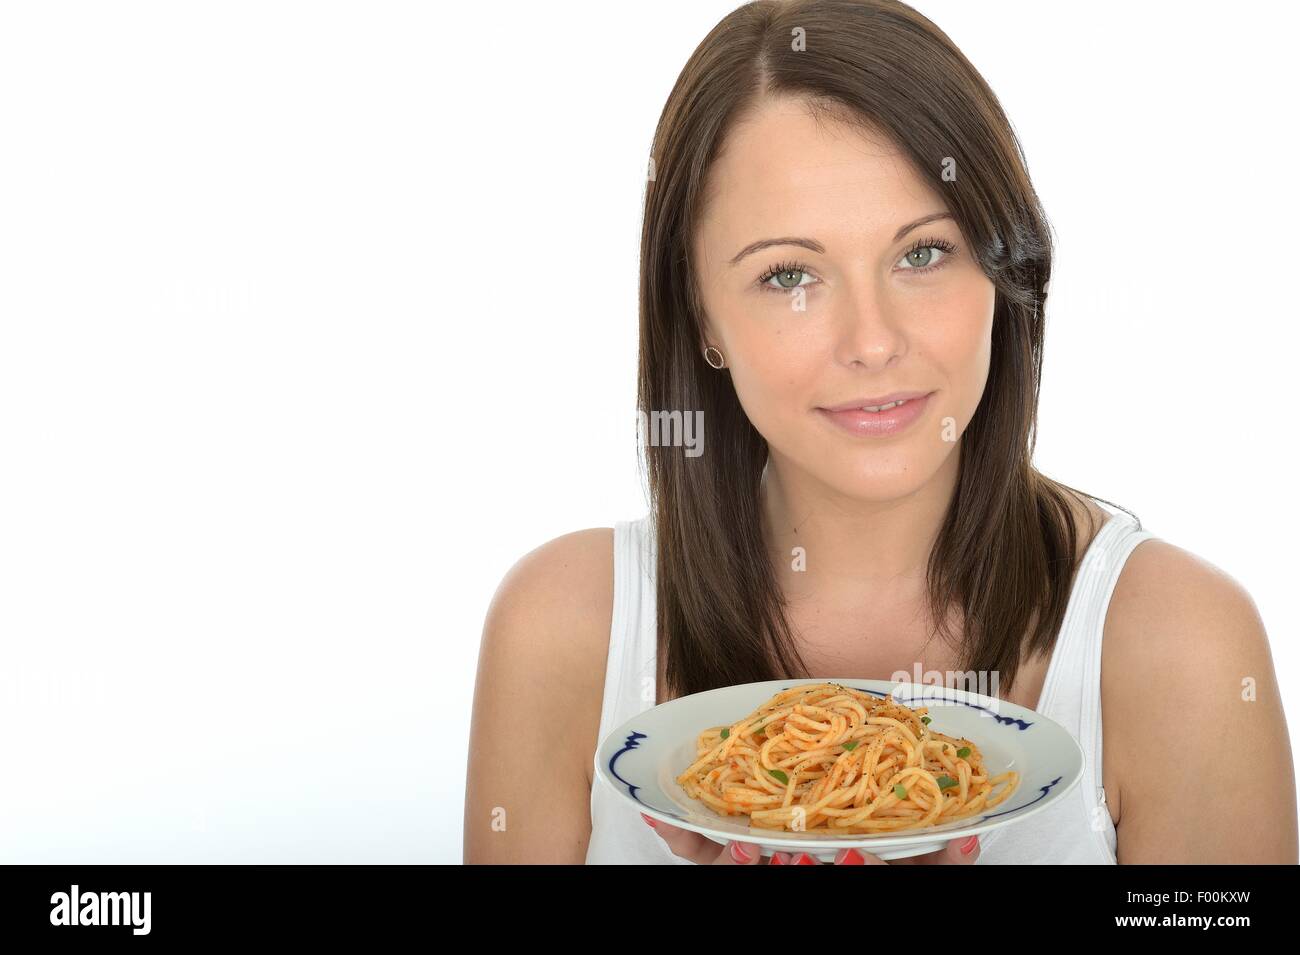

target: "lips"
[819,391,932,413]
[815,391,934,437]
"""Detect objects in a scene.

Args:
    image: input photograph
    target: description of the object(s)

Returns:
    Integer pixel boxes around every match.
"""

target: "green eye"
[897,238,956,271]
[759,261,815,292]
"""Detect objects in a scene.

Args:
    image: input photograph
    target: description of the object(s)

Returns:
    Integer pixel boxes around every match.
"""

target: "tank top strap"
[596,514,658,746]
[1037,507,1160,714]
[1032,507,1160,860]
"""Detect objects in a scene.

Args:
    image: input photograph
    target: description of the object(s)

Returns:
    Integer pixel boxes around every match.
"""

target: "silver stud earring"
[704,345,726,369]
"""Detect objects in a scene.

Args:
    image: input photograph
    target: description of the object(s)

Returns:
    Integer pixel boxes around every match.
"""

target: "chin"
[823,464,932,503]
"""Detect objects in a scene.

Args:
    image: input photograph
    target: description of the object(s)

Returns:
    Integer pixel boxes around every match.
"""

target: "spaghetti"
[676,682,1019,833]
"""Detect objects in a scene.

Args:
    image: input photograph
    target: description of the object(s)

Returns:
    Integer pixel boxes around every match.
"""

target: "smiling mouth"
[818,390,934,414]
[814,392,934,437]
[857,399,911,412]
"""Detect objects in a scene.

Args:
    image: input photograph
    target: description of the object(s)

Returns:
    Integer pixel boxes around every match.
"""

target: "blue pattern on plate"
[982,775,1063,819]
[609,731,659,809]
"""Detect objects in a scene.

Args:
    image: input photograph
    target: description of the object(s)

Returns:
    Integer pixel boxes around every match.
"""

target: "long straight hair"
[637,0,1137,700]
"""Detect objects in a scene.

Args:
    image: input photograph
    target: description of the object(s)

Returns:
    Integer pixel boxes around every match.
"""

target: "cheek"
[937,311,991,378]
[725,318,822,414]
[922,280,995,386]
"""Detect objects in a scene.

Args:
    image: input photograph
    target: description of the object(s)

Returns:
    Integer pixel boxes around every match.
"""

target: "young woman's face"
[692,96,997,502]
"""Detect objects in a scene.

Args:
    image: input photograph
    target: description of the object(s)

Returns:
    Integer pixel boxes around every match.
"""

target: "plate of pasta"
[594,679,1083,861]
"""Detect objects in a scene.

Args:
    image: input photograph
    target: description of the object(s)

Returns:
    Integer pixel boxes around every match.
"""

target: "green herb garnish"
[720,728,729,739]
[936,775,958,790]
[921,716,932,725]
[956,746,971,759]
[768,769,789,785]
[842,741,859,751]
[893,784,908,799]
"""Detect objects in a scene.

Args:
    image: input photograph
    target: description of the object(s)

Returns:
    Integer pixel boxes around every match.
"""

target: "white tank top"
[585,504,1160,865]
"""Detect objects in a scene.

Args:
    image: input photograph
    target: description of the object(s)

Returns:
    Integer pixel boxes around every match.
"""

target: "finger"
[715,841,763,865]
[833,847,889,865]
[901,835,981,865]
[641,814,728,865]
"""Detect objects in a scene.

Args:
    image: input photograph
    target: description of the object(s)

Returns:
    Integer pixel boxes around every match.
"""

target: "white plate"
[594,679,1083,862]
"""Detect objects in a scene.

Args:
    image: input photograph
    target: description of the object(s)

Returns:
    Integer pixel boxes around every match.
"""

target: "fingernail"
[794,852,817,865]
[770,852,790,865]
[959,835,979,856]
[728,842,753,863]
[834,848,865,865]
[640,812,657,829]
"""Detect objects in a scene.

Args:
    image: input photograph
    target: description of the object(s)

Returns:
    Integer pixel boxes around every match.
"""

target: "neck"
[761,443,960,610]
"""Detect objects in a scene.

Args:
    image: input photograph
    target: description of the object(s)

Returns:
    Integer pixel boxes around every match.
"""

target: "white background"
[1,1,1295,863]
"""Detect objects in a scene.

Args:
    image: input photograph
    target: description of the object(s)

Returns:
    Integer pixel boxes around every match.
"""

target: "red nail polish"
[795,852,817,865]
[640,812,657,828]
[835,848,865,865]
[959,835,979,855]
[770,852,789,865]
[728,842,752,863]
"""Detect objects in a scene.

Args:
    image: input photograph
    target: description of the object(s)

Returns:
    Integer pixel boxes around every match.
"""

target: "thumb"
[716,840,763,865]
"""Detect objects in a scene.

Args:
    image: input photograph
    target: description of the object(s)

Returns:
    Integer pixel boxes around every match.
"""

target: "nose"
[832,275,906,371]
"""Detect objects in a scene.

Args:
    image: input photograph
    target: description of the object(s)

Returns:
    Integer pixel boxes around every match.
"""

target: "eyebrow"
[728,211,955,267]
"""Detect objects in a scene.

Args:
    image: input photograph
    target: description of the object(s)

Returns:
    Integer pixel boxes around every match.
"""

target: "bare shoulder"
[479,527,616,712]
[463,527,616,864]
[1101,533,1297,862]
[1105,536,1269,677]
[484,527,616,662]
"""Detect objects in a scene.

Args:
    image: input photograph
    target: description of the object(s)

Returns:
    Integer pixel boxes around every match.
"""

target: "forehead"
[695,96,942,261]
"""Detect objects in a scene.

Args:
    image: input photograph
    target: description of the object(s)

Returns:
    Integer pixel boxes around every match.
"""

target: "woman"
[464,0,1296,864]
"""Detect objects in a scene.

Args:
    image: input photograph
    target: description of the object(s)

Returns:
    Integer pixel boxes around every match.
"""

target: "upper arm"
[463,527,615,864]
[1105,540,1298,863]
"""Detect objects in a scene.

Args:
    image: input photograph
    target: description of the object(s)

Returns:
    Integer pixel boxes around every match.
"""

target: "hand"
[641,813,980,865]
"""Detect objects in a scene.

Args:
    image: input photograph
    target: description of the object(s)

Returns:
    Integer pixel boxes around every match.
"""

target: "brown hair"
[636,0,1138,700]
